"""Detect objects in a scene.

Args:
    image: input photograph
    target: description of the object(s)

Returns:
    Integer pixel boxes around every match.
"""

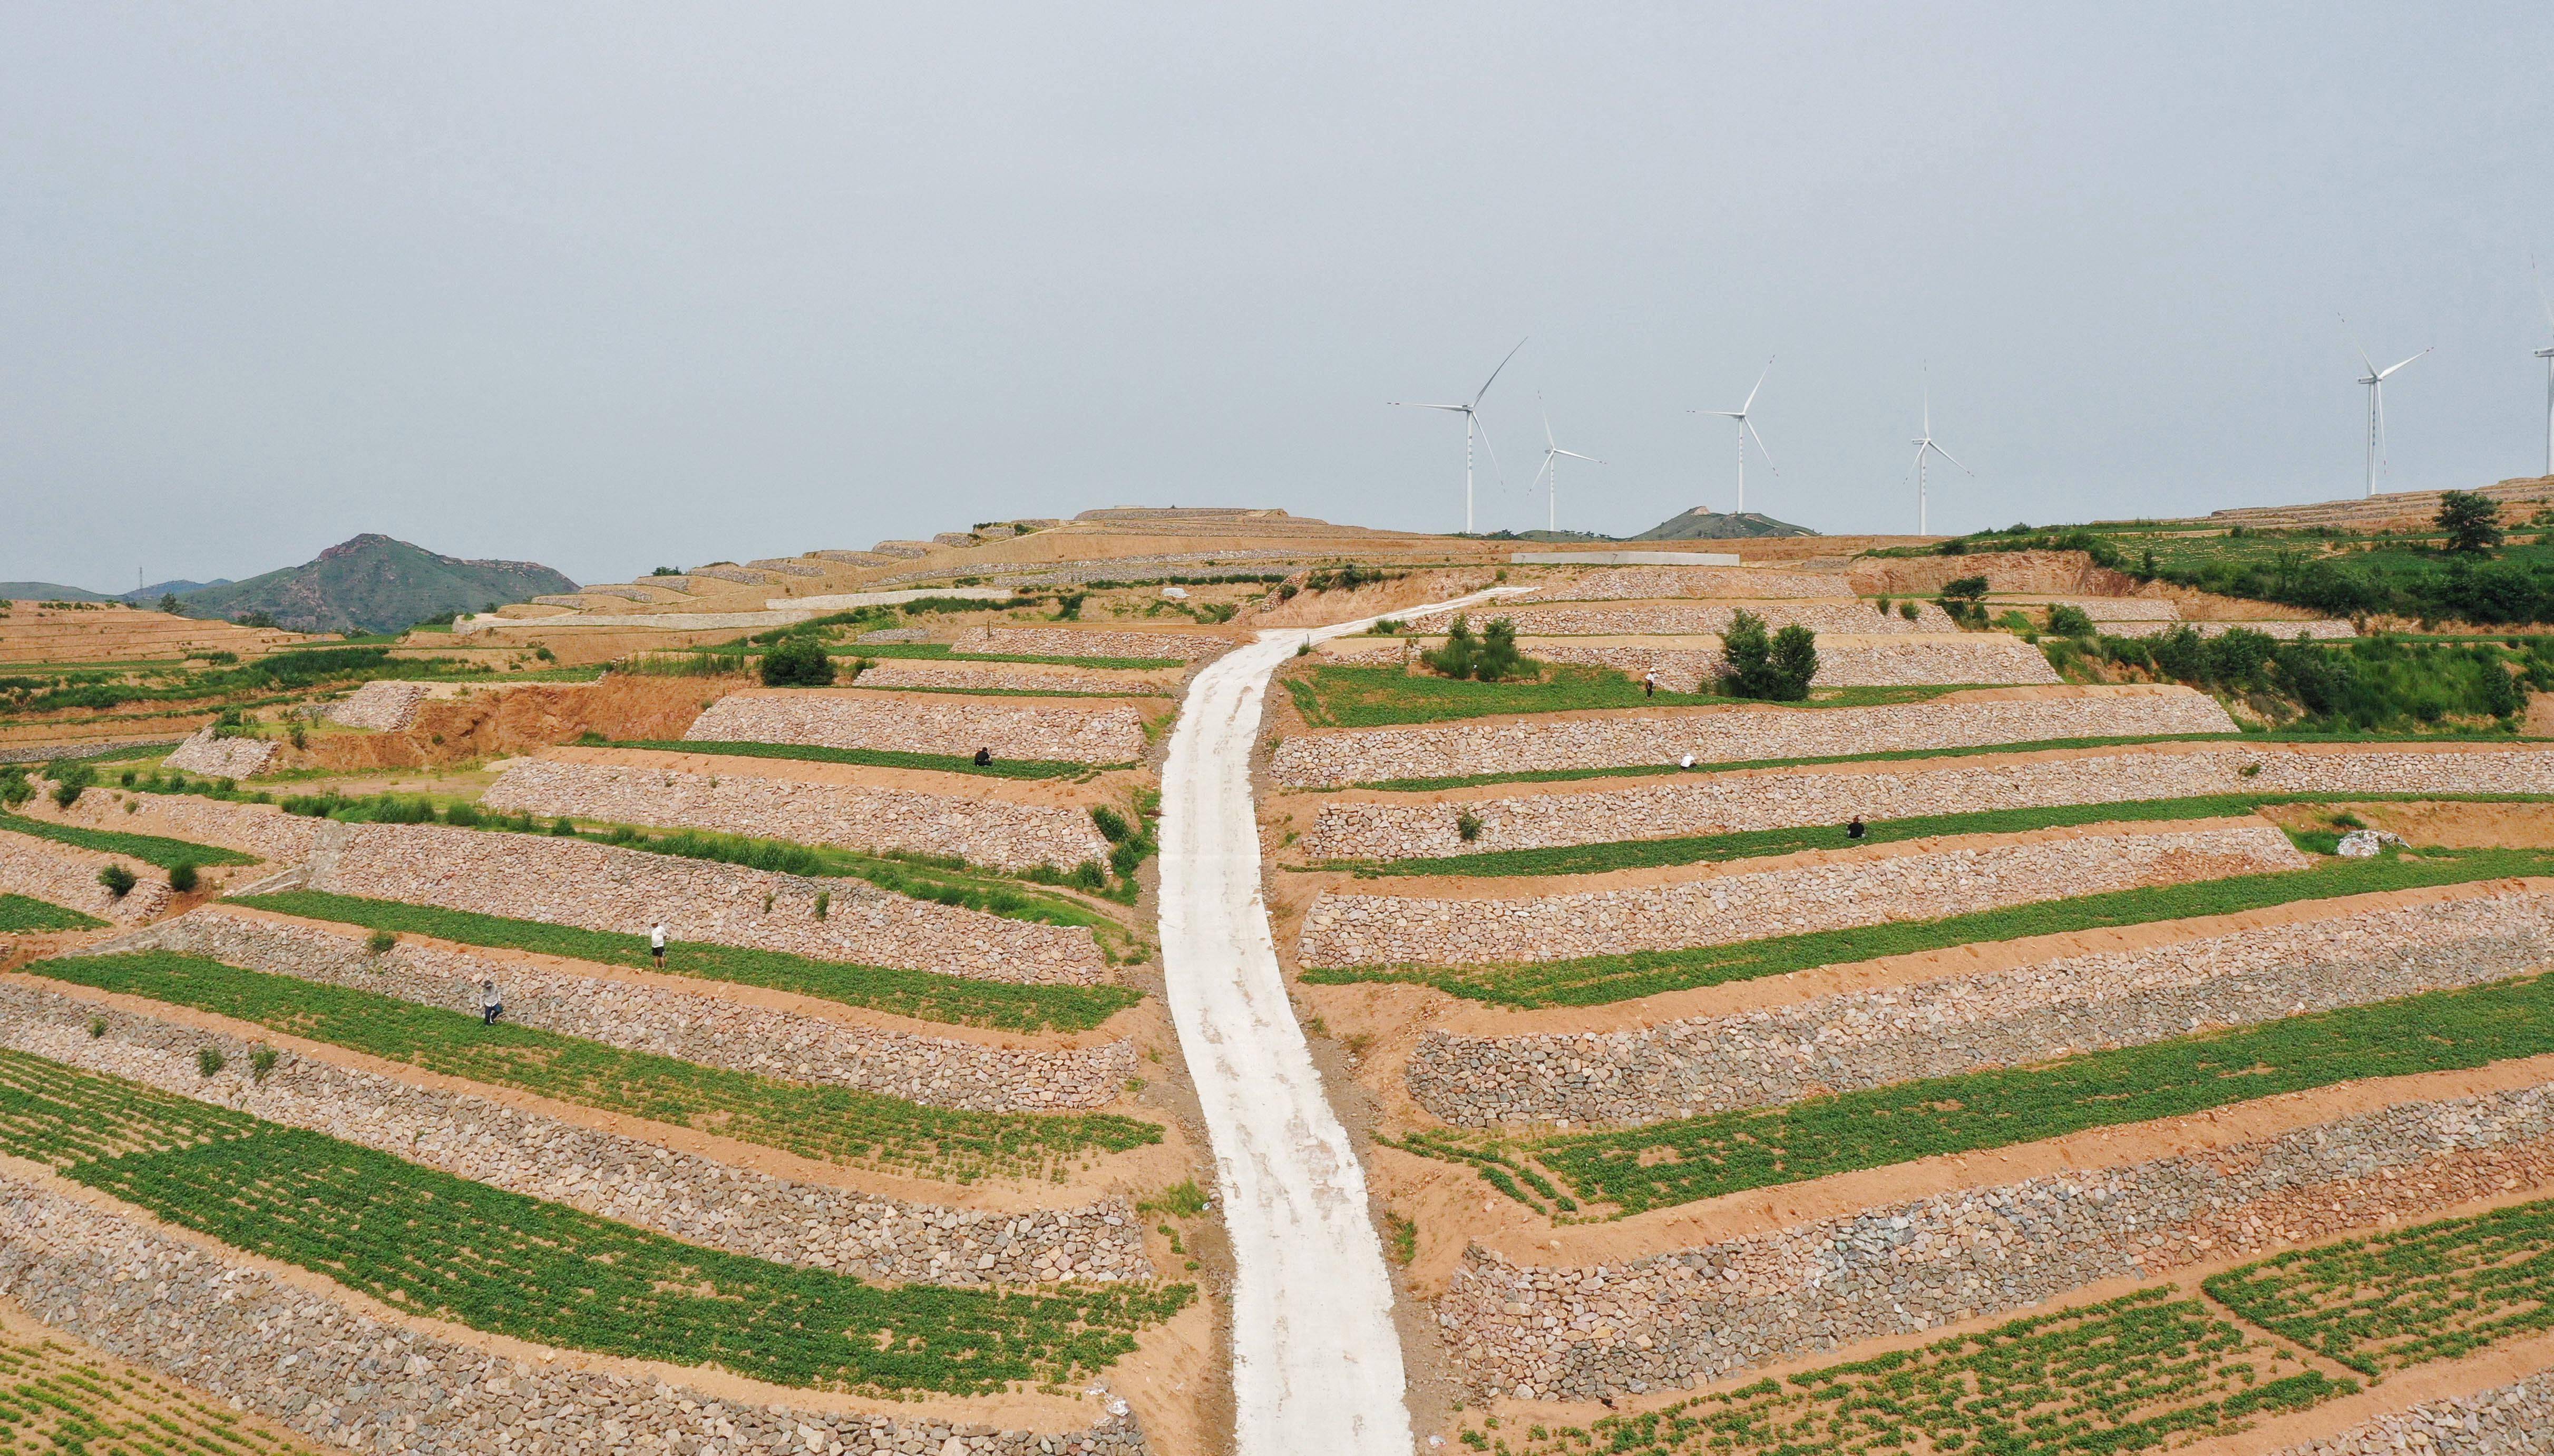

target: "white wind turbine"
[2533,261,2554,477]
[1908,379,1971,536]
[2344,319,2430,498]
[1692,357,1777,515]
[1392,338,1527,534]
[1532,404,1603,534]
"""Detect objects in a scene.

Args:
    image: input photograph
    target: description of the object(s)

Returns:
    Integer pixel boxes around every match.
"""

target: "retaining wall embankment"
[950,627,1230,661]
[1406,602,1956,636]
[687,690,1147,764]
[101,909,1132,1111]
[0,834,168,922]
[2099,617,2359,640]
[27,786,323,863]
[325,680,435,730]
[0,984,1148,1285]
[1297,822,2307,969]
[1303,742,2554,861]
[163,727,276,779]
[1526,568,1855,601]
[851,661,1172,696]
[0,1174,1153,1454]
[1506,636,2059,692]
[2268,1380,2554,1456]
[483,756,1109,873]
[2013,596,2182,621]
[309,822,1106,984]
[1410,888,2554,1125]
[1440,1082,2554,1402]
[1270,687,2239,788]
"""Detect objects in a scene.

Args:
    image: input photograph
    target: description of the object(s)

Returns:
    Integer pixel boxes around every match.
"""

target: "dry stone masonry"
[0,1171,1153,1454]
[1271,687,2239,787]
[1409,887,2554,1125]
[1527,568,1855,601]
[0,833,168,922]
[325,680,435,730]
[1440,1081,2554,1402]
[1405,602,1958,636]
[164,726,278,780]
[2267,1380,2554,1456]
[102,909,1135,1111]
[2100,617,2358,640]
[851,661,1171,696]
[1506,636,2060,691]
[1303,742,2554,861]
[0,985,1149,1286]
[688,690,1148,765]
[310,822,1107,984]
[34,785,323,863]
[951,627,1229,661]
[483,755,1110,873]
[1296,822,2307,968]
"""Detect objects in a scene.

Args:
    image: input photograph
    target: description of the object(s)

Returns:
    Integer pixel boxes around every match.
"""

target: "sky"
[5,4,2552,590]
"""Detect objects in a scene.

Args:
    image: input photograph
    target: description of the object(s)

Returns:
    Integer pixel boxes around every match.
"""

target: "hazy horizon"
[6,4,2552,589]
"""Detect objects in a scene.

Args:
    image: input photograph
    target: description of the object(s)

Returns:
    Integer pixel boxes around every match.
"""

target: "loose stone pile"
[1528,569,1855,601]
[951,627,1229,661]
[2269,1379,2554,1456]
[1297,822,2306,968]
[483,756,1110,873]
[325,680,435,730]
[688,690,1148,765]
[1302,741,2554,860]
[1403,602,1958,636]
[1440,1081,2554,1402]
[101,909,1135,1111]
[164,726,277,779]
[0,1176,1154,1454]
[1505,636,2060,691]
[310,823,1108,984]
[1271,687,2239,787]
[0,834,168,922]
[0,984,1149,1285]
[852,661,1170,696]
[1409,888,2554,1124]
[35,785,321,862]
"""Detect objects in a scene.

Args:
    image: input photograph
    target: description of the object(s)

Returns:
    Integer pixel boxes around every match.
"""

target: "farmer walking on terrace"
[651,921,667,968]
[479,978,502,1026]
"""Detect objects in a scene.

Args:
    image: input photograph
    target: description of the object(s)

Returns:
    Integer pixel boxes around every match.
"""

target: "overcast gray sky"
[6,4,2552,589]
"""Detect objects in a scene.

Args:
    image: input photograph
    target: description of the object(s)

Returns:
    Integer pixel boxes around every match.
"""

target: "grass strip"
[1282,665,1952,729]
[1303,846,2554,1007]
[1477,968,2554,1216]
[0,1323,315,1454]
[1483,1286,2343,1456]
[0,812,258,869]
[620,738,1102,779]
[230,889,1139,1033]
[2205,1195,2554,1376]
[0,894,103,932]
[830,642,1185,670]
[1344,791,2554,877]
[33,952,1157,1182]
[0,1049,1187,1396]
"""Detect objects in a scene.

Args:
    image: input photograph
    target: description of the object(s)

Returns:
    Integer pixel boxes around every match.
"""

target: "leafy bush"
[2045,603,2096,637]
[2437,490,2505,554]
[166,861,198,893]
[1936,575,1990,627]
[95,864,136,898]
[194,1046,224,1077]
[51,780,82,810]
[1720,611,1817,701]
[1419,616,1531,682]
[758,636,837,687]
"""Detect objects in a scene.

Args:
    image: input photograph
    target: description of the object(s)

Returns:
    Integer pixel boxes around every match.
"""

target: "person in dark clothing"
[1846,815,1867,841]
[973,747,992,766]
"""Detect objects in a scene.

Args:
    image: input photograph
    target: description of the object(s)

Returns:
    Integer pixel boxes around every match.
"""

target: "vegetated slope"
[176,534,576,633]
[0,581,115,601]
[1630,507,1819,540]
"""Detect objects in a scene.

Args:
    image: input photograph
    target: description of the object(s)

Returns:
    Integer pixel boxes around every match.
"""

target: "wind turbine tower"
[1533,405,1603,534]
[1908,383,1971,536]
[1693,357,1776,515]
[2344,320,2430,499]
[2534,263,2554,476]
[1392,339,1527,533]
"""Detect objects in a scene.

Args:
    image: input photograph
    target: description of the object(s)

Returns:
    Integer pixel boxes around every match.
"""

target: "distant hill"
[0,582,115,602]
[1630,507,1819,540]
[176,534,577,634]
[119,578,232,604]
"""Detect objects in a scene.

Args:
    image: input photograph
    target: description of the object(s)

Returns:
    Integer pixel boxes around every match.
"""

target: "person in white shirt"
[651,922,668,968]
[480,978,503,1026]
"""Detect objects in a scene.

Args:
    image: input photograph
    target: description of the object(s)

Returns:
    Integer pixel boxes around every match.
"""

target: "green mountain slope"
[0,582,116,602]
[1631,507,1819,540]
[177,534,577,634]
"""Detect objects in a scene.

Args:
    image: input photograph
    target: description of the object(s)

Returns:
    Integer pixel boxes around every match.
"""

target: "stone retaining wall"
[1529,569,1854,601]
[2270,1380,2554,1456]
[951,627,1229,661]
[0,834,168,922]
[164,726,277,779]
[0,985,1148,1286]
[1296,823,2306,968]
[0,1170,1152,1454]
[2019,597,2181,621]
[30,785,323,863]
[1505,636,2058,692]
[310,823,1107,984]
[325,680,434,730]
[1405,602,1956,636]
[687,691,1147,765]
[851,661,1172,696]
[1409,888,2554,1125]
[1439,1082,2554,1402]
[2100,617,2359,640]
[102,909,1134,1111]
[1270,688,2239,787]
[483,756,1109,873]
[690,565,772,584]
[1302,743,2554,861]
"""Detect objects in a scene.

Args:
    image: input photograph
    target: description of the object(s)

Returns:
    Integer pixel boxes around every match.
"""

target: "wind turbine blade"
[1932,441,1974,475]
[1472,337,1529,407]
[2378,348,2430,379]
[1543,406,1555,452]
[2340,315,2377,376]
[1741,356,1773,415]
[1390,400,1470,412]
[1698,410,1744,420]
[1477,419,1505,486]
[2536,256,2554,331]
[1745,417,1777,473]
[1554,449,1603,464]
[2377,384,2389,466]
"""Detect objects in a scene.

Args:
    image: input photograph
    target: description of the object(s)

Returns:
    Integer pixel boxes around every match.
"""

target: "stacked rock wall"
[1271,688,2239,787]
[0,833,168,922]
[1409,888,2554,1124]
[851,661,1172,696]
[1302,742,2554,860]
[1440,1082,2554,1402]
[325,680,434,730]
[0,1171,1152,1454]
[2269,1381,2554,1456]
[33,786,323,863]
[1529,569,1854,601]
[310,822,1107,984]
[104,910,1133,1111]
[0,984,1147,1285]
[952,627,1229,661]
[2101,617,2358,640]
[1505,636,2059,692]
[483,755,1110,872]
[1295,823,2307,968]
[687,690,1148,765]
[164,726,277,779]
[1407,602,1956,636]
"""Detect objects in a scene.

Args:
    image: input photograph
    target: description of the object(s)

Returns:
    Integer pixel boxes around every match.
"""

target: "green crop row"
[1340,791,2554,877]
[0,1047,1188,1397]
[0,810,259,870]
[618,738,1101,779]
[1303,846,2554,1007]
[230,890,1140,1033]
[1430,969,2554,1217]
[0,1325,315,1455]
[33,952,1159,1184]
[1281,665,1950,729]
[0,894,103,932]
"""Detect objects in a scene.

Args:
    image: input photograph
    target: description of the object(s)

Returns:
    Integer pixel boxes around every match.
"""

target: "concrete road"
[1156,589,1531,1456]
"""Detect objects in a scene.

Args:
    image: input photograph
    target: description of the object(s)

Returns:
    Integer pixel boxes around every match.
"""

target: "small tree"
[1767,624,1819,700]
[1419,615,1480,679]
[2045,604,2097,638]
[1472,618,1527,682]
[2436,490,2504,555]
[157,592,181,614]
[1938,576,1991,628]
[759,637,837,687]
[1719,612,1817,701]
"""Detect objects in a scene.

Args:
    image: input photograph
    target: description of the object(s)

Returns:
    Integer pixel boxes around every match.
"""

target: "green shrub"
[1898,598,1921,621]
[195,1046,225,1077]
[814,891,830,919]
[550,815,579,836]
[96,864,136,898]
[366,928,398,956]
[166,862,197,893]
[758,637,837,687]
[1937,575,1990,627]
[249,1045,278,1082]
[442,800,482,826]
[1456,809,1483,842]
[1720,611,1817,701]
[2046,603,2097,637]
[51,780,82,810]
[1090,806,1133,843]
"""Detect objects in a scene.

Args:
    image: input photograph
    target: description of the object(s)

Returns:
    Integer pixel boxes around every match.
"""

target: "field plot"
[0,893,100,931]
[0,1301,324,1455]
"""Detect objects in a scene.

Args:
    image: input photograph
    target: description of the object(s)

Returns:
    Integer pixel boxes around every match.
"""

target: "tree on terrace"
[1721,611,1818,701]
[2437,491,2504,555]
